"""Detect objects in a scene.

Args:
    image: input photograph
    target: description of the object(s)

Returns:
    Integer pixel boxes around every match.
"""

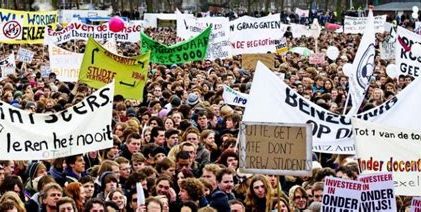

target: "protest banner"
[49,44,84,82]
[380,26,396,60]
[59,9,112,23]
[177,17,231,60]
[0,53,16,79]
[40,65,51,77]
[229,14,287,55]
[309,53,325,65]
[222,85,249,107]
[0,82,114,160]
[16,47,35,63]
[344,15,386,34]
[141,26,211,65]
[322,177,363,212]
[358,173,397,211]
[0,9,58,44]
[242,54,275,70]
[79,38,150,100]
[275,38,288,55]
[44,21,142,45]
[411,197,421,212]
[238,122,312,176]
[294,8,309,17]
[353,118,421,196]
[396,27,421,77]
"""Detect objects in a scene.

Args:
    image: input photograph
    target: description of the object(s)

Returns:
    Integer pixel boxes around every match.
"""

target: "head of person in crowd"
[145,196,164,212]
[165,129,180,149]
[64,182,84,211]
[0,160,15,176]
[0,175,25,201]
[131,152,146,173]
[178,178,205,203]
[56,197,77,212]
[311,182,324,203]
[176,168,195,189]
[216,168,235,195]
[229,199,245,212]
[123,132,142,157]
[0,164,5,186]
[148,116,164,129]
[41,182,63,212]
[0,191,26,212]
[164,117,175,131]
[99,172,118,199]
[104,200,119,212]
[201,164,221,192]
[200,130,217,152]
[150,126,166,146]
[25,161,48,195]
[84,198,105,212]
[106,188,126,211]
[274,197,291,212]
[155,158,176,177]
[289,185,308,211]
[115,157,131,183]
[97,160,120,181]
[100,135,121,161]
[216,150,239,170]
[154,175,175,202]
[79,176,95,200]
[245,175,273,211]
[64,154,86,181]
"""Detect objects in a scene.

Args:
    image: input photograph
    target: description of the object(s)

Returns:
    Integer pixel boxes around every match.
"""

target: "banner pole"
[277,176,282,212]
[343,91,350,115]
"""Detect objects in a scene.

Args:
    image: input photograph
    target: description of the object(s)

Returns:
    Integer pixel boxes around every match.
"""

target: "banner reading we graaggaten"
[0,83,114,160]
[79,38,150,100]
[0,9,58,44]
[141,26,211,64]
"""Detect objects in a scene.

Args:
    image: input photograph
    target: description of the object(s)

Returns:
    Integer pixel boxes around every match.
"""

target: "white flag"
[346,10,375,116]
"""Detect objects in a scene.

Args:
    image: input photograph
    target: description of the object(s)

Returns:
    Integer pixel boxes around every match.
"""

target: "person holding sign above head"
[244,175,273,212]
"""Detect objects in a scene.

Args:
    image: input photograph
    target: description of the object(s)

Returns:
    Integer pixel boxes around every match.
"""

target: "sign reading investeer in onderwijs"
[238,122,313,176]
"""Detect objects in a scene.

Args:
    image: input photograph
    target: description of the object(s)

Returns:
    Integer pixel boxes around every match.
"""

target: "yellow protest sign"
[0,9,58,44]
[79,38,150,100]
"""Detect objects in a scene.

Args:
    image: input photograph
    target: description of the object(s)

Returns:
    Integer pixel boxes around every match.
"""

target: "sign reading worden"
[238,122,312,176]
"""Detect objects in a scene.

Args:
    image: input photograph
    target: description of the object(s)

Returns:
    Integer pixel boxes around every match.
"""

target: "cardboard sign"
[79,38,150,100]
[344,15,386,34]
[141,26,211,65]
[353,118,421,196]
[410,197,421,212]
[0,83,114,160]
[16,48,35,63]
[309,53,325,65]
[238,122,312,176]
[358,173,397,211]
[322,177,364,212]
[242,53,274,71]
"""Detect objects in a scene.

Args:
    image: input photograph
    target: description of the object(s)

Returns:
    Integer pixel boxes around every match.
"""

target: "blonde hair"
[0,191,26,212]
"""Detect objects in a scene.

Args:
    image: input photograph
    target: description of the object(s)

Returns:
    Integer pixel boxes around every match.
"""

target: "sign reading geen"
[0,83,114,160]
[411,197,421,212]
[353,118,421,196]
[358,173,397,211]
[242,54,275,70]
[238,122,312,176]
[177,17,231,60]
[344,15,386,34]
[141,26,211,65]
[222,85,249,107]
[322,177,363,212]
[44,22,142,45]
[17,47,34,63]
[0,9,58,44]
[396,27,421,77]
[79,38,150,100]
[229,14,287,55]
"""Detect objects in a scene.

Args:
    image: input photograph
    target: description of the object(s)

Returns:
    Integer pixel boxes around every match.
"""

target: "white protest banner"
[229,14,287,55]
[0,82,114,160]
[344,15,386,34]
[346,10,375,117]
[411,197,421,212]
[238,122,312,176]
[16,47,34,63]
[49,44,84,82]
[322,177,363,211]
[358,173,397,211]
[0,54,16,79]
[294,8,309,17]
[44,21,142,45]
[380,26,396,60]
[309,53,325,65]
[177,17,231,60]
[288,23,311,38]
[353,118,421,196]
[396,26,421,77]
[40,65,51,77]
[223,85,249,107]
[59,10,112,23]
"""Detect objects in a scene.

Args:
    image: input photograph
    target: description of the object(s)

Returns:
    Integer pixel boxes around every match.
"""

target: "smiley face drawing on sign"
[356,44,375,89]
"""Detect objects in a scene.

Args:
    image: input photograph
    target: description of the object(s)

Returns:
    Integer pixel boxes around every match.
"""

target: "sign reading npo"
[239,122,313,176]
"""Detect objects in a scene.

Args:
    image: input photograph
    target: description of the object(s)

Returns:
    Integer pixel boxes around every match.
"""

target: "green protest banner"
[141,26,211,64]
[79,38,150,100]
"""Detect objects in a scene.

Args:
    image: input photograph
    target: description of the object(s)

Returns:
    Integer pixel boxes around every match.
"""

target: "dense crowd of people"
[0,10,418,212]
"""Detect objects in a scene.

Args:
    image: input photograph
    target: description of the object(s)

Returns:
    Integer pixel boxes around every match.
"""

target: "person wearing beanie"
[24,162,48,196]
[96,172,118,201]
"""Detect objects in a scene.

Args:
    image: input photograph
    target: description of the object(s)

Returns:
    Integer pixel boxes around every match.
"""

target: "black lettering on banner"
[22,26,45,40]
[99,87,111,106]
[73,102,88,114]
[360,189,394,211]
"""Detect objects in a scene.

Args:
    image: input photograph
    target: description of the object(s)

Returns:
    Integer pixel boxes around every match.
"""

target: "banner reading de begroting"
[0,9,58,44]
[44,21,142,45]
[0,83,114,160]
[344,15,386,34]
[177,17,231,60]
[322,177,363,212]
[396,27,421,77]
[79,38,150,100]
[223,85,249,107]
[353,118,421,196]
[358,173,397,211]
[141,26,210,64]
[229,14,287,55]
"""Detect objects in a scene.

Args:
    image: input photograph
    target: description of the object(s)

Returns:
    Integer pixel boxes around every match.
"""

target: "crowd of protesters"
[0,10,419,212]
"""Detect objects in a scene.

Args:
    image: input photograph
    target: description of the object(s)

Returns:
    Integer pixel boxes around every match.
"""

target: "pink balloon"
[325,23,340,31]
[109,16,125,32]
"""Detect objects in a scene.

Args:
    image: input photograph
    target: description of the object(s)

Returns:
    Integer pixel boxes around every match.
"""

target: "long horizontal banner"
[0,9,58,44]
[44,21,142,45]
[0,83,114,160]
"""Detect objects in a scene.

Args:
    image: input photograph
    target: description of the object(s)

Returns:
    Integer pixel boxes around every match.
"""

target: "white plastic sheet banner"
[395,26,421,77]
[223,85,249,107]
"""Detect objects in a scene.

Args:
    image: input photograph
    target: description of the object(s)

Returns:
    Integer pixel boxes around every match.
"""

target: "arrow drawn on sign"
[91,48,99,64]
[120,81,136,87]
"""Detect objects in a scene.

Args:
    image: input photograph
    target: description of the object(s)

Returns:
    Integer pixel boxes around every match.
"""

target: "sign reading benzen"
[239,122,313,176]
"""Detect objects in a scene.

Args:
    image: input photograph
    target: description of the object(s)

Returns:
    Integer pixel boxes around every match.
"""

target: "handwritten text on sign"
[239,123,312,176]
